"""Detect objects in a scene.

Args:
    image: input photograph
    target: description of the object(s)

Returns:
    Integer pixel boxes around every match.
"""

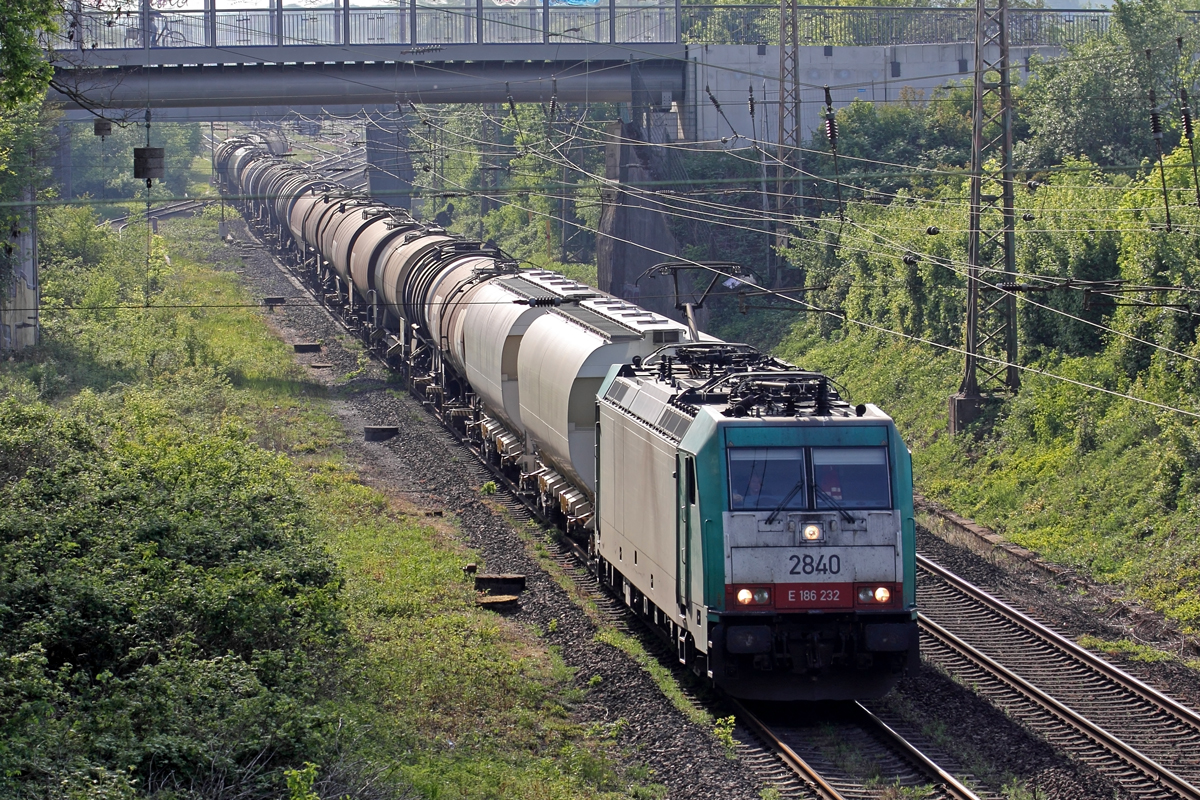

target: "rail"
[920,616,1200,800]
[732,697,984,800]
[51,2,1140,53]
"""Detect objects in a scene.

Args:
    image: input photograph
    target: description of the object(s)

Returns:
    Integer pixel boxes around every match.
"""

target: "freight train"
[215,133,919,701]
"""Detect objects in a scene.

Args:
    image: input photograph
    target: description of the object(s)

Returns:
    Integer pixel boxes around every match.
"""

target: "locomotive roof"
[601,342,887,443]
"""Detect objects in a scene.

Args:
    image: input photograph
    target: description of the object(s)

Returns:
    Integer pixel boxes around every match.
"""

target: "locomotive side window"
[811,447,891,509]
[728,448,806,511]
[686,456,697,505]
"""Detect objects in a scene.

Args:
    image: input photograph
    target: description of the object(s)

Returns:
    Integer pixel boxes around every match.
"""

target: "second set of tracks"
[916,556,1200,800]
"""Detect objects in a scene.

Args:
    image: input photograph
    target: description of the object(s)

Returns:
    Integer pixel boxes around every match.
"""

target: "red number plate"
[775,583,854,609]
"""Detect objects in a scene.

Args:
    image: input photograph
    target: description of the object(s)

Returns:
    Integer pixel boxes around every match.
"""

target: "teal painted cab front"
[679,411,917,700]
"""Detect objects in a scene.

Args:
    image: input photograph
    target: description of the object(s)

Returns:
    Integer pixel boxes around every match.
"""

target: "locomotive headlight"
[735,587,771,606]
[857,586,893,604]
[802,523,823,541]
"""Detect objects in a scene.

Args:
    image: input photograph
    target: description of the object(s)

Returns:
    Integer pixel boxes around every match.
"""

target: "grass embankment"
[1,207,661,798]
[775,328,1200,637]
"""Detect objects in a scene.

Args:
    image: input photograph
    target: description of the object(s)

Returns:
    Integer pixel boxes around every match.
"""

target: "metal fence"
[55,2,1143,52]
[54,0,680,49]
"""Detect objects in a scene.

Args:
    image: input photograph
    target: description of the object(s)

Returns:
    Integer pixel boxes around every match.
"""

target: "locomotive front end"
[701,406,918,701]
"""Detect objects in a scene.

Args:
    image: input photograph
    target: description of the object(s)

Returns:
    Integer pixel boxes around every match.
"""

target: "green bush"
[0,396,346,799]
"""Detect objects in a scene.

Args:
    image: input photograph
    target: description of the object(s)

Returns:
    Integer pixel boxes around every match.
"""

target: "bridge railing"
[54,0,680,50]
[52,2,1143,53]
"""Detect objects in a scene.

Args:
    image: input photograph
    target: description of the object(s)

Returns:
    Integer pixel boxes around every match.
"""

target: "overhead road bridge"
[49,1,1122,112]
[50,0,687,109]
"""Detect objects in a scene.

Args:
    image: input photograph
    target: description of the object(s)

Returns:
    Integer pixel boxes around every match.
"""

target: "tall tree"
[1018,0,1199,169]
[0,0,61,110]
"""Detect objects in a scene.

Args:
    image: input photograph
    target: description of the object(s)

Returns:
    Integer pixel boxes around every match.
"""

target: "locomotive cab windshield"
[728,446,892,512]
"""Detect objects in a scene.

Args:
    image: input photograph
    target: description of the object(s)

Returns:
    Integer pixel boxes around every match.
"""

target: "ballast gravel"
[210,217,1166,800]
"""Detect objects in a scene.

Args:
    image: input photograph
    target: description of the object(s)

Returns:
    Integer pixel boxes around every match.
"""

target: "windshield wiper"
[765,479,805,524]
[815,486,855,524]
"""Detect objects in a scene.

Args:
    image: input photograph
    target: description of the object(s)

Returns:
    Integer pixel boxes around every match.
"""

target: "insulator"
[748,87,755,117]
[902,253,919,266]
[926,225,940,235]
[998,282,1020,292]
[1026,180,1041,192]
[549,96,558,118]
[525,297,561,307]
[1183,90,1195,141]
[1022,212,1035,221]
[706,85,721,111]
[1151,110,1164,139]
[825,115,838,147]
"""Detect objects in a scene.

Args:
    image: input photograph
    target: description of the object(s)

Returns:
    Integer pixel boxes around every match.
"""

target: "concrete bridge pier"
[365,113,414,211]
[597,119,682,323]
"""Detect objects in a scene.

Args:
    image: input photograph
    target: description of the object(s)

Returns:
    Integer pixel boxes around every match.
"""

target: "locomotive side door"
[676,453,698,616]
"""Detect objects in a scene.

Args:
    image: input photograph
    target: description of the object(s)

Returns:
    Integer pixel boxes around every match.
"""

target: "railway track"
[733,699,984,800]
[917,555,1200,800]
[110,198,215,231]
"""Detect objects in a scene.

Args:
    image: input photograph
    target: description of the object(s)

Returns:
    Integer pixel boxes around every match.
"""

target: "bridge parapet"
[53,0,680,58]
[53,1,1133,64]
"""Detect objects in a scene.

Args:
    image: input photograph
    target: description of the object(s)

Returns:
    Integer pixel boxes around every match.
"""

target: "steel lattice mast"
[951,0,1019,432]
[775,0,802,284]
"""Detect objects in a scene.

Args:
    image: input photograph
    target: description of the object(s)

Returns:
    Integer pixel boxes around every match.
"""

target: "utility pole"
[950,0,1019,433]
[775,0,801,286]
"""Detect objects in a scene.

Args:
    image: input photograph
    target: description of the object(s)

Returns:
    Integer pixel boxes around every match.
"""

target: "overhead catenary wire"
[392,147,1200,421]
[492,191,1200,420]
[389,122,1200,328]
[60,85,1200,381]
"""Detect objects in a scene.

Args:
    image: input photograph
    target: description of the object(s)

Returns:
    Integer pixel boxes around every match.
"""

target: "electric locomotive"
[215,135,918,701]
[596,344,917,701]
